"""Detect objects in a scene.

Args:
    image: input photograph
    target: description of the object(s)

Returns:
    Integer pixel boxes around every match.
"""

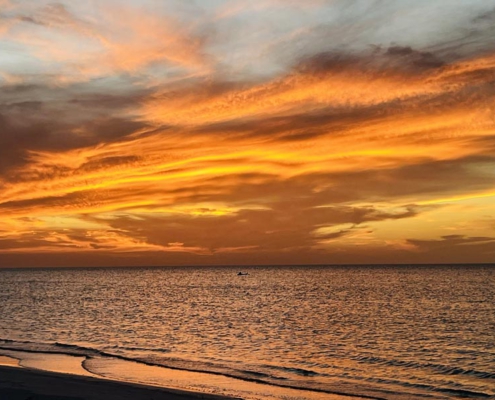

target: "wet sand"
[0,365,239,400]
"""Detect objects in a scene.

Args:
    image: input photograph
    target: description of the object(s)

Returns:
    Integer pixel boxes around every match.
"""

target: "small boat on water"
[237,272,249,276]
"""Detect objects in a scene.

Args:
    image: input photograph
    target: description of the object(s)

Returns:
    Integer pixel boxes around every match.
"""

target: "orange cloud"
[1,2,495,265]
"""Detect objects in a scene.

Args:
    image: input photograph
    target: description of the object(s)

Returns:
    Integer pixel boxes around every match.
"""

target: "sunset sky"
[0,0,494,267]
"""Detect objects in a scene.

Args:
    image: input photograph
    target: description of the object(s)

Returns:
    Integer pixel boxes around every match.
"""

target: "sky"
[0,0,494,267]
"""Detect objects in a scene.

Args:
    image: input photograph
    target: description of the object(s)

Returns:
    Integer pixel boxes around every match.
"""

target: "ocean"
[0,265,494,399]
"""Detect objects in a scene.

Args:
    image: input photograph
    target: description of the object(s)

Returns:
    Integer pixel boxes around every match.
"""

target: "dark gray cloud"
[473,7,495,23]
[0,74,157,178]
[69,91,151,110]
[194,103,390,141]
[79,155,142,172]
[0,192,94,212]
[300,155,495,205]
[0,112,53,174]
[86,202,426,255]
[0,231,82,250]
[0,108,149,177]
[16,3,79,28]
[407,235,495,263]
[385,46,445,70]
[294,46,446,76]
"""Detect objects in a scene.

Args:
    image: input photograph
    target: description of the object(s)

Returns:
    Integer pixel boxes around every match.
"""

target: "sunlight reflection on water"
[0,265,494,399]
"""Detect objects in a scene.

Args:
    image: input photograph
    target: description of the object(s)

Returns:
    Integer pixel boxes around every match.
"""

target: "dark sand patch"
[0,366,239,400]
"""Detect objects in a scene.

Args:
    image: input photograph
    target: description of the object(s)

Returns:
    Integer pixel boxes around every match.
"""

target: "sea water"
[0,265,494,399]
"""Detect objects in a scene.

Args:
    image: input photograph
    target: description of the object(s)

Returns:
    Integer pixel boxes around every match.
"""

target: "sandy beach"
[0,365,238,400]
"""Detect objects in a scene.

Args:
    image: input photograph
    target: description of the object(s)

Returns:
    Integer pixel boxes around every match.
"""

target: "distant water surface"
[0,265,494,399]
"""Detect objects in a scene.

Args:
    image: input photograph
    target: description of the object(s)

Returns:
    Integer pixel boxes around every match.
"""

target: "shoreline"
[0,349,366,400]
[0,364,239,400]
[0,348,369,400]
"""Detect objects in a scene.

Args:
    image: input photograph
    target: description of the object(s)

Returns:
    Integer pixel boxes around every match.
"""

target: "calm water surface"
[0,265,494,399]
